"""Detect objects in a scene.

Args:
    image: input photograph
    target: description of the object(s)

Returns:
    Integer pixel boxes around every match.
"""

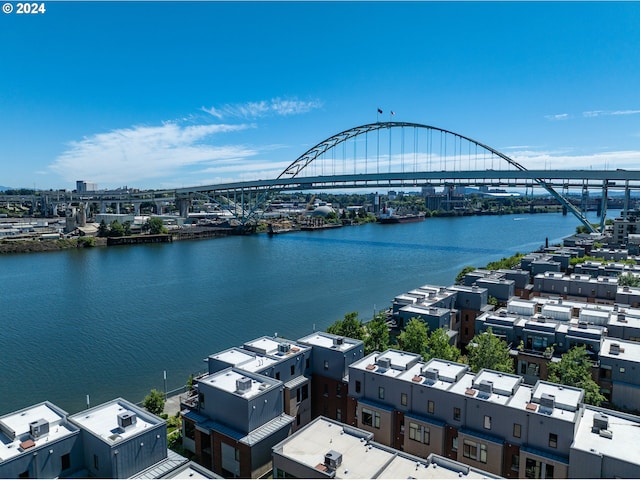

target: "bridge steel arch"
[275,121,597,232]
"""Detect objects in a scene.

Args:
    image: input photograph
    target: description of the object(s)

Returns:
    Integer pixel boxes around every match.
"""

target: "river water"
[0,211,608,415]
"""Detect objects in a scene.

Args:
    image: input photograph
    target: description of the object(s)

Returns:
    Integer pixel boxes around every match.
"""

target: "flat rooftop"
[572,407,640,467]
[298,332,362,353]
[600,337,640,362]
[198,369,279,399]
[0,402,77,462]
[273,417,498,479]
[209,348,278,373]
[351,350,422,378]
[243,336,310,358]
[69,399,160,445]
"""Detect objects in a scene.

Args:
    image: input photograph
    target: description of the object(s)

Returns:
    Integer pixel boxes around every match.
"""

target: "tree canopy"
[145,217,168,235]
[363,312,389,355]
[142,389,165,416]
[547,345,604,406]
[397,318,428,356]
[425,328,461,363]
[467,327,514,373]
[326,311,364,340]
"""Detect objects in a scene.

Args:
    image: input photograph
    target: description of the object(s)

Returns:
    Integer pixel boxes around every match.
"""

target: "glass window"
[301,384,309,401]
[427,400,434,414]
[290,365,295,376]
[61,453,71,471]
[452,436,458,451]
[374,411,380,429]
[379,386,385,399]
[401,392,407,406]
[549,433,558,448]
[484,415,491,429]
[355,380,361,393]
[511,454,520,472]
[453,407,461,421]
[362,408,373,426]
[463,440,487,463]
[513,423,521,438]
[409,422,420,441]
[336,408,342,422]
[324,360,329,370]
[337,383,342,397]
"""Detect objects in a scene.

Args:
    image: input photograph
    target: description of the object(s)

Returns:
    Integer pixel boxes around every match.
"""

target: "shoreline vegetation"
[0,204,574,255]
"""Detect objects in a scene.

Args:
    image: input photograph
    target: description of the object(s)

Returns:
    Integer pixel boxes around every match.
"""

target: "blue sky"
[1,1,639,191]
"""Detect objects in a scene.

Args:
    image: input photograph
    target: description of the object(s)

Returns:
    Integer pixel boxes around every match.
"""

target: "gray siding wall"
[0,433,81,479]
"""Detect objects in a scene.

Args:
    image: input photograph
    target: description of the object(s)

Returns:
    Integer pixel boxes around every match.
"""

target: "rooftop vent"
[592,413,609,432]
[333,337,344,346]
[277,343,291,354]
[29,419,49,440]
[578,321,588,329]
[117,411,137,431]
[609,343,622,355]
[599,429,613,439]
[325,450,343,469]
[618,314,627,323]
[423,368,439,381]
[377,357,391,369]
[477,380,493,394]
[236,377,252,393]
[540,393,556,410]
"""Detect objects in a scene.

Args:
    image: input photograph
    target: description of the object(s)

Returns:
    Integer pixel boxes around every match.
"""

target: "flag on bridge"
[377,108,383,114]
[391,111,395,116]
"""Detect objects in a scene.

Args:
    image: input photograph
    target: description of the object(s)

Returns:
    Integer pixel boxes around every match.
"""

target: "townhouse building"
[533,272,619,303]
[181,367,294,477]
[343,349,640,479]
[271,416,501,479]
[0,398,191,479]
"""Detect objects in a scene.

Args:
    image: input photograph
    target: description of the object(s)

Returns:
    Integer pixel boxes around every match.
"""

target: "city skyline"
[1,1,639,191]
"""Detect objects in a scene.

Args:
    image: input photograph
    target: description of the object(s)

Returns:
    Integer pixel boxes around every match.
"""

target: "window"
[525,458,554,479]
[93,454,99,470]
[306,358,310,369]
[234,448,240,461]
[276,371,281,380]
[337,383,342,397]
[379,386,385,399]
[301,384,309,401]
[401,392,408,406]
[484,415,491,429]
[511,454,520,472]
[198,392,205,409]
[61,453,71,471]
[296,414,300,426]
[324,360,329,370]
[549,433,558,448]
[184,419,196,440]
[336,408,342,422]
[463,440,487,463]
[290,365,295,376]
[513,423,521,438]
[453,407,461,421]
[427,400,434,414]
[408,423,430,444]
[296,387,301,403]
[355,380,361,393]
[452,436,458,451]
[361,408,380,429]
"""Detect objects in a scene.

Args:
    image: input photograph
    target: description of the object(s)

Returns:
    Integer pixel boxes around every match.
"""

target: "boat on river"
[377,207,425,224]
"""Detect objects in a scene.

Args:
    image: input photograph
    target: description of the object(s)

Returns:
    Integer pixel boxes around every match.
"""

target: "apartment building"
[533,272,619,303]
[271,416,501,479]
[344,349,640,479]
[182,367,294,477]
[0,398,190,479]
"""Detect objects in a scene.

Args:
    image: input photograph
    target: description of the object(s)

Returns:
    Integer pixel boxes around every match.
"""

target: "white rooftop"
[572,408,640,467]
[69,399,160,445]
[243,336,309,357]
[531,381,583,412]
[0,403,77,462]
[199,369,279,399]
[351,350,422,378]
[298,332,362,353]
[210,348,278,373]
[600,337,640,361]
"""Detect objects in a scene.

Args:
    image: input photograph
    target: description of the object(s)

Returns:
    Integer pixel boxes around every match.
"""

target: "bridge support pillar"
[100,202,106,214]
[155,201,163,215]
[177,198,191,218]
[134,202,141,216]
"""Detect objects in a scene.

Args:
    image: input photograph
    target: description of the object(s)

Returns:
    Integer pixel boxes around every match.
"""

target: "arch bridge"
[176,122,640,233]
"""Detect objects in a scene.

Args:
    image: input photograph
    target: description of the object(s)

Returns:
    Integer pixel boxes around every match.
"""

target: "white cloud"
[50,122,260,187]
[583,109,640,118]
[202,97,323,119]
[544,113,570,121]
[509,149,640,170]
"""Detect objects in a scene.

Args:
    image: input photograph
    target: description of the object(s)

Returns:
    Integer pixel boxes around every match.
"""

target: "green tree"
[363,312,389,355]
[109,220,125,237]
[326,311,364,340]
[142,389,166,416]
[425,328,461,362]
[397,318,428,356]
[547,345,604,406]
[455,266,476,284]
[97,219,109,237]
[146,217,168,235]
[123,220,132,236]
[618,273,640,287]
[467,327,514,373]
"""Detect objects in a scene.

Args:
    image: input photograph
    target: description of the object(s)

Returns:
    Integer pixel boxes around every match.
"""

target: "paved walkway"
[163,393,183,417]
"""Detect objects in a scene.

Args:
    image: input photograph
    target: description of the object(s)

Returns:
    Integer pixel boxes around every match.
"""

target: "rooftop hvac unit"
[236,377,252,393]
[540,393,556,409]
[423,368,439,381]
[325,450,343,469]
[277,343,291,354]
[117,411,137,430]
[610,343,621,355]
[29,419,49,440]
[477,380,493,394]
[333,337,344,346]
[377,357,391,369]
[593,413,609,432]
[599,429,613,439]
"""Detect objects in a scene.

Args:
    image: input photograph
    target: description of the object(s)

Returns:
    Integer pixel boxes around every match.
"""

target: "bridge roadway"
[174,169,640,196]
